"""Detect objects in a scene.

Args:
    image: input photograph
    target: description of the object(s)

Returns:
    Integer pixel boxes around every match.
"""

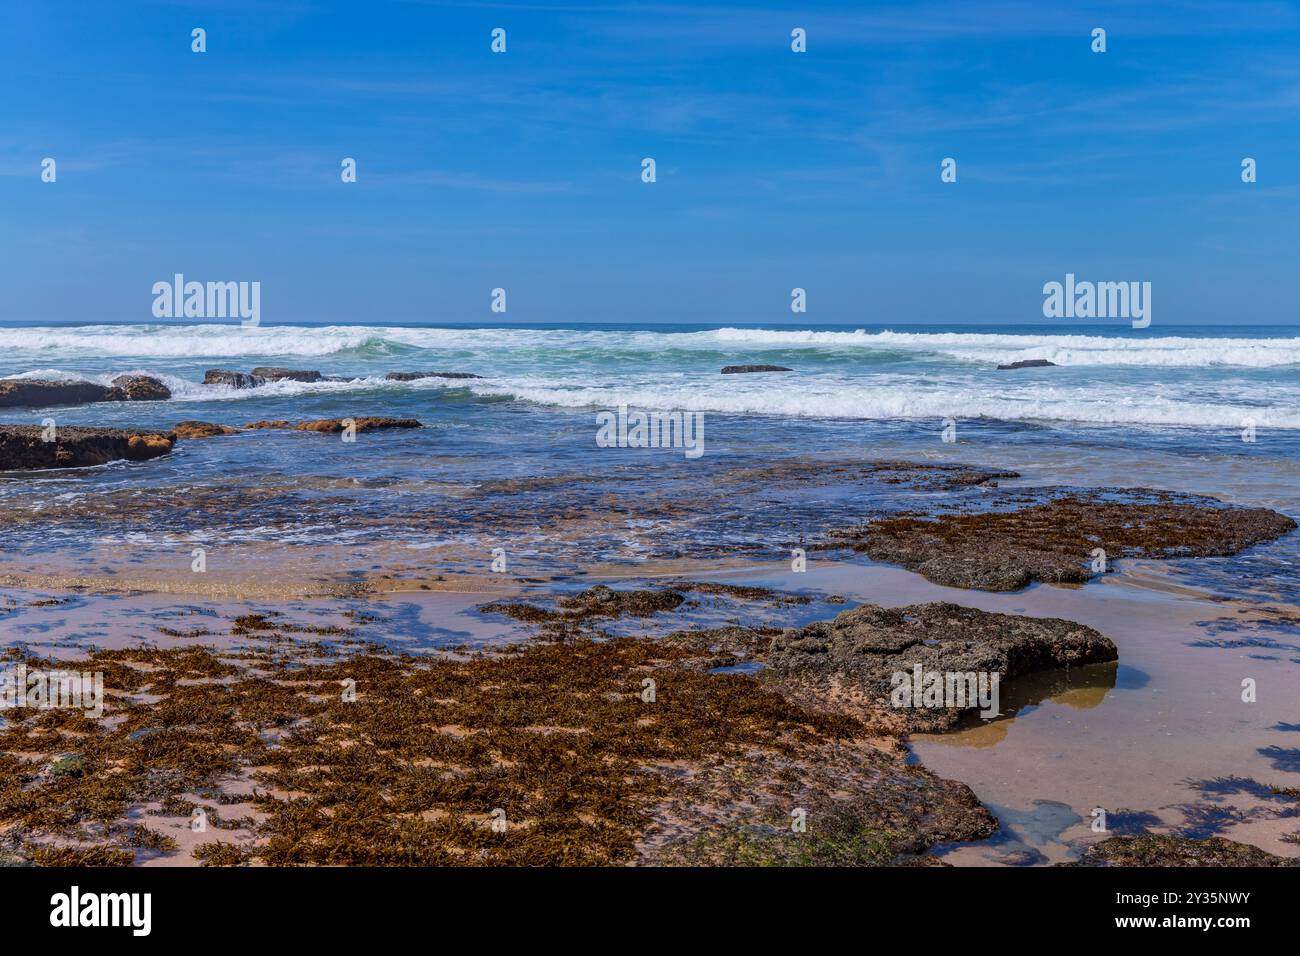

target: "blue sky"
[2,0,1298,325]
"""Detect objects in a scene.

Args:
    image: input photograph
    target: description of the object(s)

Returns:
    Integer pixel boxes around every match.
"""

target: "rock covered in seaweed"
[1066,835,1299,867]
[833,494,1297,591]
[766,601,1117,731]
[107,375,172,401]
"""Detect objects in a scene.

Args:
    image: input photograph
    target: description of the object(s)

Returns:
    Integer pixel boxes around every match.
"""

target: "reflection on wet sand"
[916,660,1119,749]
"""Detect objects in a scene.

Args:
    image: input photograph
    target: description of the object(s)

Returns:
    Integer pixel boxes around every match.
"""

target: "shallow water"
[686,560,1300,864]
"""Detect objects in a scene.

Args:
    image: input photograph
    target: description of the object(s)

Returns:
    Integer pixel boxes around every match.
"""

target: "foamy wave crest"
[704,328,1300,368]
[0,325,390,358]
[3,324,1299,367]
[465,377,1300,429]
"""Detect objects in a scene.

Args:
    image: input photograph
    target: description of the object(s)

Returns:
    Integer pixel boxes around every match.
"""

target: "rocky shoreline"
[0,429,1295,866]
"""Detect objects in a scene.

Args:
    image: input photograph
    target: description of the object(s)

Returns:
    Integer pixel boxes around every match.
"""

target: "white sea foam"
[1,324,1298,367]
[2,323,1297,429]
[462,376,1300,429]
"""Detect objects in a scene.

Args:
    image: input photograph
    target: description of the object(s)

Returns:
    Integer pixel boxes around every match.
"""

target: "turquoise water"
[2,321,1298,432]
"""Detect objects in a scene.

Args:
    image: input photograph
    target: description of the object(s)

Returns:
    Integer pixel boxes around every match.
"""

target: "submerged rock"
[107,374,172,401]
[556,584,685,618]
[297,417,421,433]
[721,365,792,374]
[249,367,324,383]
[0,425,175,471]
[480,584,686,641]
[385,371,483,381]
[1066,835,1299,867]
[766,601,1117,731]
[997,359,1058,370]
[0,379,113,408]
[238,418,421,433]
[834,494,1298,592]
[203,369,266,389]
[173,421,237,439]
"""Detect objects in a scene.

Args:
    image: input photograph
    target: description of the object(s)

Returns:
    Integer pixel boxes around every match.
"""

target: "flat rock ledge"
[766,601,1117,732]
[205,369,483,388]
[205,368,344,387]
[831,494,1298,591]
[1064,835,1298,867]
[0,425,175,471]
[246,417,422,433]
[175,417,423,438]
[385,371,483,381]
[997,359,1057,370]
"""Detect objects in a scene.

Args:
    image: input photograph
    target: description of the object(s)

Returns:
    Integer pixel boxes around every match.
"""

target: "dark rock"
[250,367,324,383]
[997,359,1058,370]
[204,369,266,389]
[107,374,172,401]
[766,601,1117,731]
[174,421,237,439]
[721,365,792,374]
[385,371,484,381]
[833,494,1297,592]
[0,425,175,471]
[0,379,113,408]
[1065,835,1299,867]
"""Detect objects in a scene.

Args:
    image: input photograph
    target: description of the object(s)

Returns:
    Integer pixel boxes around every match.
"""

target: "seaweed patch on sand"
[0,612,996,866]
[830,492,1296,591]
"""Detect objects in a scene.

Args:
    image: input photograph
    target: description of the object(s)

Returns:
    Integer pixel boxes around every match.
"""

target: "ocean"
[2,320,1298,867]
[1,320,1296,601]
